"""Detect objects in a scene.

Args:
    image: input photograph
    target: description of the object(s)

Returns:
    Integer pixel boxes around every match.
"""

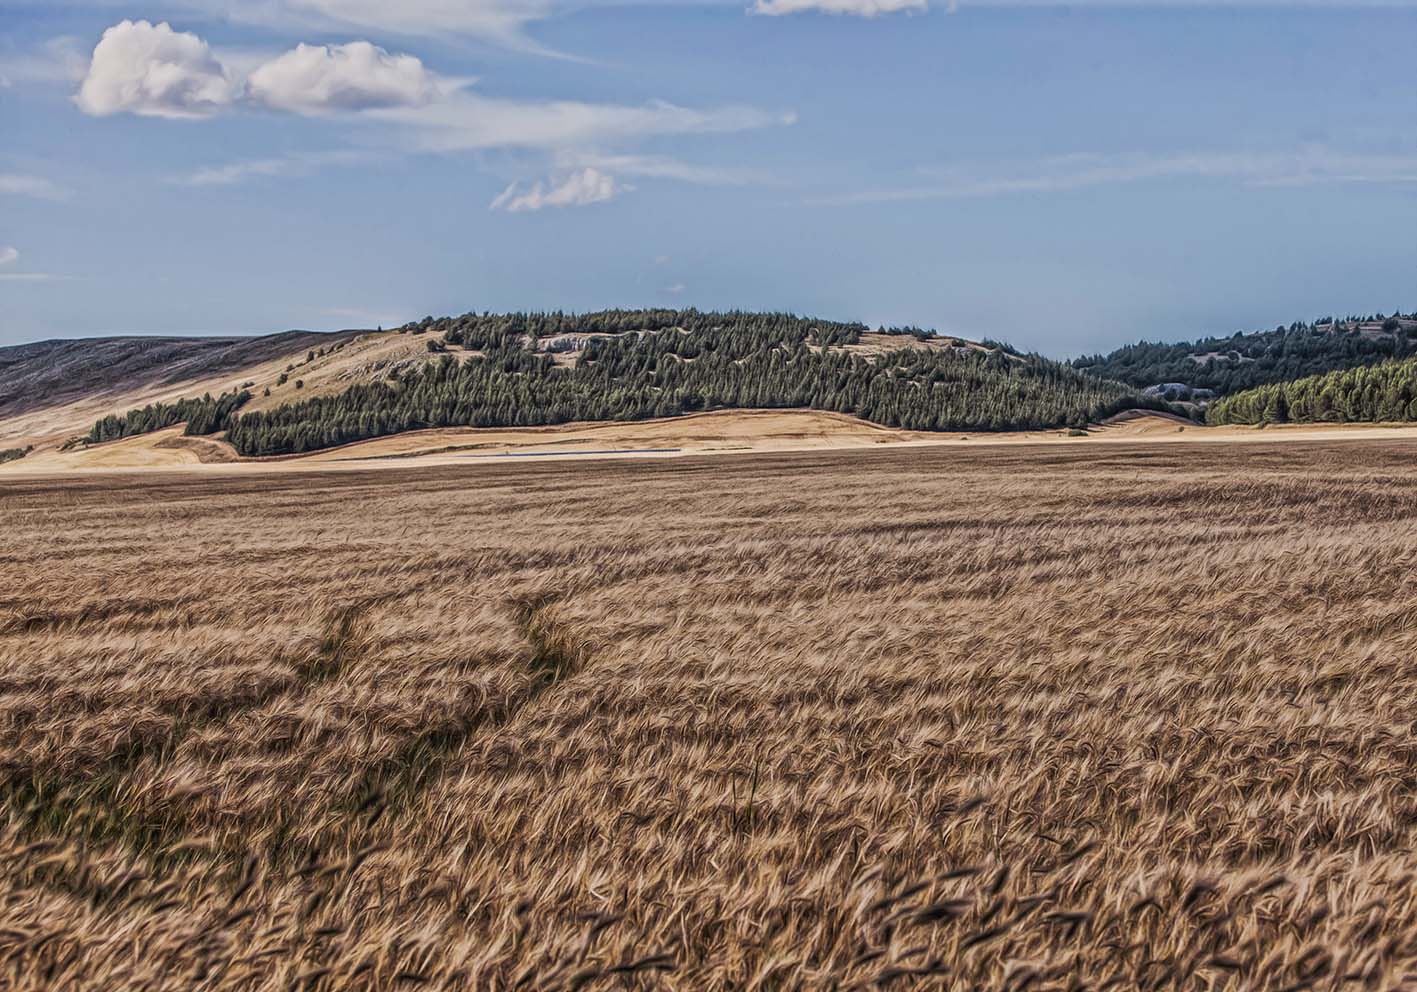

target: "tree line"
[406,308,868,351]
[224,310,1168,456]
[86,391,251,444]
[1075,312,1417,395]
[1207,359,1417,425]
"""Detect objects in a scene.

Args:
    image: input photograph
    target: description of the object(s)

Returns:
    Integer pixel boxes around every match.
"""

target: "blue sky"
[2,1,1415,356]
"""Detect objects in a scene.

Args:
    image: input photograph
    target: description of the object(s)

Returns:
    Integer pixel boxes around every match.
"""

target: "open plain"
[5,439,1417,989]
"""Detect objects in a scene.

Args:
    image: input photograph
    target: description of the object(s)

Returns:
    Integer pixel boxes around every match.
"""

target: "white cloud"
[491,168,623,212]
[753,0,926,15]
[75,20,239,118]
[0,247,18,266]
[76,25,445,119]
[662,282,688,295]
[246,41,439,115]
[0,174,68,200]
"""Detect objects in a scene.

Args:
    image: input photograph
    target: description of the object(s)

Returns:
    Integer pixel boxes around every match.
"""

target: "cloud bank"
[74,23,441,118]
[68,19,790,211]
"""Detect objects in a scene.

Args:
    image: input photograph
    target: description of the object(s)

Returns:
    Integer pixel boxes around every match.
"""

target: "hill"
[0,310,1172,462]
[1074,311,1417,399]
[1207,356,1417,425]
[223,310,1167,456]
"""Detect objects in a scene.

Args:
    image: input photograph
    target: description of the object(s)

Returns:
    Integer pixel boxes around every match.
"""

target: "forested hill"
[221,309,1166,456]
[1074,311,1417,398]
[1207,358,1417,426]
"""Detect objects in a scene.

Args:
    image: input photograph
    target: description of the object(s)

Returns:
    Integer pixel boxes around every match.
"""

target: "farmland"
[5,439,1417,989]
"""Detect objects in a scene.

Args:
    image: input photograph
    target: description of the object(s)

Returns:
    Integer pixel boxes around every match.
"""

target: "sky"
[2,1,1416,357]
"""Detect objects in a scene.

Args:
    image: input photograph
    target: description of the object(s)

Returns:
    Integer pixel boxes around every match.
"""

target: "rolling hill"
[0,310,1174,463]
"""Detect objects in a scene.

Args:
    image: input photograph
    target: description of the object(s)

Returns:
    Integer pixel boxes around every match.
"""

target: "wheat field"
[4,441,1417,989]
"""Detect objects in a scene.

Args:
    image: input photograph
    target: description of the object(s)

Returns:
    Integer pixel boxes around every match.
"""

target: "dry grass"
[5,440,1417,989]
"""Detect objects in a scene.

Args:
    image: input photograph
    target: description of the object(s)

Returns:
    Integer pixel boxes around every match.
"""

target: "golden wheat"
[4,441,1417,989]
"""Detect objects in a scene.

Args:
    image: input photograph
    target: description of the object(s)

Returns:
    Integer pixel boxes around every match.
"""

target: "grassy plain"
[4,439,1417,988]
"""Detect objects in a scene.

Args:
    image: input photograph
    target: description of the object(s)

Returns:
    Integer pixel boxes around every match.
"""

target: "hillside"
[1207,356,1417,425]
[224,310,1166,455]
[0,327,455,456]
[0,332,354,422]
[1075,311,1417,398]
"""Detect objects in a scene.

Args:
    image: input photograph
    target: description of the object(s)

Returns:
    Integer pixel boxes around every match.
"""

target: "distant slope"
[1207,357,1417,425]
[224,309,1166,455]
[1075,311,1417,397]
[0,332,353,421]
[0,328,437,454]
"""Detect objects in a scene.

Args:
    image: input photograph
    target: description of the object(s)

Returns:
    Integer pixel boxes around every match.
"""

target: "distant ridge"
[0,331,357,421]
[1075,311,1417,399]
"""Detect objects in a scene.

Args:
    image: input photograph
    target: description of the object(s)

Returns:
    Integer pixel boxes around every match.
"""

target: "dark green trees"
[1207,360,1417,425]
[85,391,251,444]
[1076,314,1417,395]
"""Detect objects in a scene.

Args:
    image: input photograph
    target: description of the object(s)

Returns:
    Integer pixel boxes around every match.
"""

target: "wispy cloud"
[0,36,87,87]
[559,152,774,186]
[179,0,554,53]
[0,247,17,267]
[0,173,69,200]
[491,167,625,212]
[177,150,379,186]
[816,150,1417,205]
[375,93,793,153]
[753,0,926,16]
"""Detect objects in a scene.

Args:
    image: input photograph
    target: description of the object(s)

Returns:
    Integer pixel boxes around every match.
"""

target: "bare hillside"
[0,332,355,421]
